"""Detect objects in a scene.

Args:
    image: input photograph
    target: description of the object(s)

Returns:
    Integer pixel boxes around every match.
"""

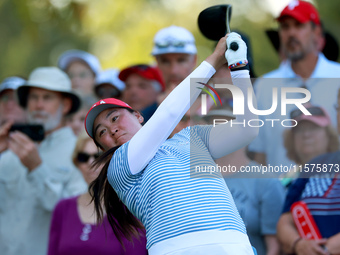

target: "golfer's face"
[93,108,143,151]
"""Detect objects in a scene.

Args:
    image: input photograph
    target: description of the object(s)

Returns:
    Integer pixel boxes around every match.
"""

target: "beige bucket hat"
[17,67,80,114]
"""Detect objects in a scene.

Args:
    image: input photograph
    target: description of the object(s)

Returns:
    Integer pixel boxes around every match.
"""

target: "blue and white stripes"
[108,126,246,249]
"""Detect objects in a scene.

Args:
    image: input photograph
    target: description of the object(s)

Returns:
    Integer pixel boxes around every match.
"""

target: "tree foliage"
[0,0,339,80]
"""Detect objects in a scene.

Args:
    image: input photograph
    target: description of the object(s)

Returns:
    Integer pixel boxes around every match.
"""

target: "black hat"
[265,29,339,62]
[198,5,256,78]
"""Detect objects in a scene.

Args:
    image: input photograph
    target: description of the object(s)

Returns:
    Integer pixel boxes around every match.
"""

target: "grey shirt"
[0,127,87,255]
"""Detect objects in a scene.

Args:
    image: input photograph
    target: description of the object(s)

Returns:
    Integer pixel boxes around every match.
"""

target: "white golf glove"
[225,32,248,69]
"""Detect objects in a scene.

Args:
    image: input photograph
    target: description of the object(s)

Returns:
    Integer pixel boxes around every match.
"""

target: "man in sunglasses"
[0,67,87,255]
[152,25,197,94]
[248,0,340,169]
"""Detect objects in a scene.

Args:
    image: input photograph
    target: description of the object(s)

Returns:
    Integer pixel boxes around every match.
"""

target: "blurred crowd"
[0,1,339,255]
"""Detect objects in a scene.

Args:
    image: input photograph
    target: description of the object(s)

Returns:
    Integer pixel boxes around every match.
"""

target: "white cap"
[0,76,26,94]
[95,69,125,92]
[17,67,80,114]
[58,49,102,76]
[152,26,197,56]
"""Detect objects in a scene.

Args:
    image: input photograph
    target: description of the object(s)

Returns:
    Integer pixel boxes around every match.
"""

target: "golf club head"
[198,4,232,41]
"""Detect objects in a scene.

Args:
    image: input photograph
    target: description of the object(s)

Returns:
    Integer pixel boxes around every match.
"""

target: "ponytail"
[89,146,144,245]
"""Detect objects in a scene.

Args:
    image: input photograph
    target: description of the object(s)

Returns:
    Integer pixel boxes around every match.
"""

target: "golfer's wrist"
[205,53,226,71]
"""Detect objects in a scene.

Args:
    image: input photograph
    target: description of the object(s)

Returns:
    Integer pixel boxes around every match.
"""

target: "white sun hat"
[0,76,26,95]
[151,26,197,56]
[58,49,102,76]
[17,67,80,114]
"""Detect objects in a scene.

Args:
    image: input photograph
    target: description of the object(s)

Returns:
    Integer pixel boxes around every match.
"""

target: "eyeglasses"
[77,152,101,163]
[97,86,121,99]
[0,93,17,103]
[155,41,192,49]
[290,106,325,119]
[68,71,94,80]
[293,124,323,134]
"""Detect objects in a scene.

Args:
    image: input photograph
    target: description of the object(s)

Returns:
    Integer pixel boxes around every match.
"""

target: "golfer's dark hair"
[89,146,144,245]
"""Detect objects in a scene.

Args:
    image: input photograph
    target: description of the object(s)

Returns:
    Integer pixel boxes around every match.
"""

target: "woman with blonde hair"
[48,131,147,255]
[282,105,339,187]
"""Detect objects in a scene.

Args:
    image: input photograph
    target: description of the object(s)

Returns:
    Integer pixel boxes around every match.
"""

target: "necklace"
[80,224,92,241]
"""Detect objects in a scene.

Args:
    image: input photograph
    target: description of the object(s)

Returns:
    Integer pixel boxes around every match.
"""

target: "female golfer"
[85,33,258,254]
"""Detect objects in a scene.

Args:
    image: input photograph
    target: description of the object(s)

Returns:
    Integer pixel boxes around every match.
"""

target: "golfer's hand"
[206,35,228,70]
[225,32,247,68]
[9,131,42,171]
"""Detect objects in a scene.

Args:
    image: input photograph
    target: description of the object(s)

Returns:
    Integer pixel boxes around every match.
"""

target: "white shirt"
[249,53,340,168]
[0,127,87,255]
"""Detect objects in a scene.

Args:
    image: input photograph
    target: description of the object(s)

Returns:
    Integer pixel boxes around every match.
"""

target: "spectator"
[58,49,101,97]
[248,0,340,168]
[277,89,340,255]
[281,105,339,187]
[0,67,87,255]
[95,68,125,99]
[66,94,97,136]
[204,105,284,255]
[48,131,147,255]
[0,76,26,125]
[265,28,339,62]
[119,64,165,122]
[152,25,197,103]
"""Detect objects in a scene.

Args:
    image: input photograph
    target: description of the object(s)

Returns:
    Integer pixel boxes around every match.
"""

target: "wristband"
[228,60,248,70]
[292,237,302,253]
[230,64,249,72]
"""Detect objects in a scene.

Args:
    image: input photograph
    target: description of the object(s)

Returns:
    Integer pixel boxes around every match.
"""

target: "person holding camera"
[0,67,87,255]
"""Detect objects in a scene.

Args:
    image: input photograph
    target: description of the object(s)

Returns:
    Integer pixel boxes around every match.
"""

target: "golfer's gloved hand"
[225,32,248,68]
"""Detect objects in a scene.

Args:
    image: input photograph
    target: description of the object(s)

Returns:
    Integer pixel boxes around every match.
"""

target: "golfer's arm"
[208,70,259,158]
[128,61,216,174]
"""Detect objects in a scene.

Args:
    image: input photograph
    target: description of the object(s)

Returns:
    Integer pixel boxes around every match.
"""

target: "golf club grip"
[226,5,239,51]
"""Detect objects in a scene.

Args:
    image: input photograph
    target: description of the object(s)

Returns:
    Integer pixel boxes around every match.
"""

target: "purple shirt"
[48,196,147,255]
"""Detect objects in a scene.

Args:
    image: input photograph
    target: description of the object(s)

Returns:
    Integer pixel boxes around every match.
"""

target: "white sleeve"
[127,61,216,175]
[208,69,259,159]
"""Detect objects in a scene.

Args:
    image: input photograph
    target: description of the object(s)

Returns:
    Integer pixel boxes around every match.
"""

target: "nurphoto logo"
[199,82,312,128]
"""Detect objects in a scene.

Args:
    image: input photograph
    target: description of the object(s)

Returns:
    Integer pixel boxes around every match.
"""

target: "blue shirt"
[108,126,246,249]
[282,151,340,238]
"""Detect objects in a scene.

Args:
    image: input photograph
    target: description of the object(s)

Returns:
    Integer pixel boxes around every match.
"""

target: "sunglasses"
[155,41,192,48]
[290,106,325,119]
[130,64,151,71]
[97,86,121,99]
[77,152,101,163]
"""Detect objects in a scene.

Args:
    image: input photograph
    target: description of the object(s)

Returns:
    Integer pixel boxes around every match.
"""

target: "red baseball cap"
[119,64,165,92]
[291,105,331,127]
[85,98,132,139]
[277,0,320,25]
